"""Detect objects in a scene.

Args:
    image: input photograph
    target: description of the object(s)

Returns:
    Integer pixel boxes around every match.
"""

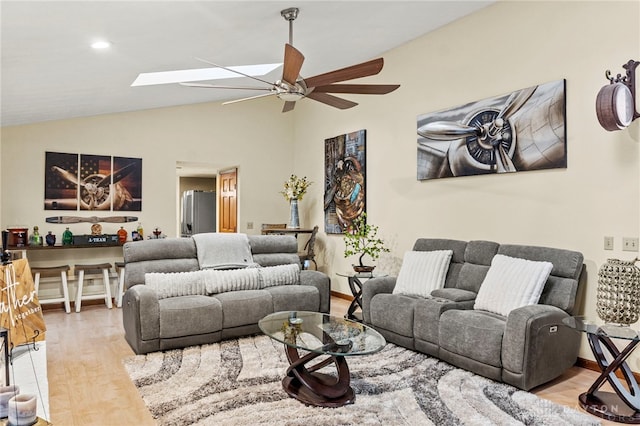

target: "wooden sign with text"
[0,260,46,346]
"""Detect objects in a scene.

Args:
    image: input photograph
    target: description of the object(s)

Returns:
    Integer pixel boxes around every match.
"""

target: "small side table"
[336,272,387,322]
[563,316,640,423]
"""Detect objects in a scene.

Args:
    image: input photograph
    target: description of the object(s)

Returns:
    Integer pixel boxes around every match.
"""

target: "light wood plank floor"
[41,296,614,425]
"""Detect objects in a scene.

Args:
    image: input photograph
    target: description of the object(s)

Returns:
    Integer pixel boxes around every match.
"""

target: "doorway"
[176,161,217,236]
[218,168,237,233]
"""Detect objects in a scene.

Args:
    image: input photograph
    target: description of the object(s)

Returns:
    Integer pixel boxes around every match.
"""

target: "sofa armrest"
[122,285,161,354]
[361,276,397,324]
[503,304,579,390]
[430,288,477,302]
[300,270,331,313]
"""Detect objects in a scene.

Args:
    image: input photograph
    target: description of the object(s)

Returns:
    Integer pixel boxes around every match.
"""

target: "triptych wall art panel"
[416,79,567,180]
[324,130,366,234]
[44,151,142,211]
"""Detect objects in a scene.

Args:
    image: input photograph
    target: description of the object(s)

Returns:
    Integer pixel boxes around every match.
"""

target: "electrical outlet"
[604,236,614,250]
[247,222,253,230]
[623,237,639,252]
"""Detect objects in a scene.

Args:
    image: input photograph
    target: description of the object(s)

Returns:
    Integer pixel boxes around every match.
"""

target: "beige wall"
[293,0,639,363]
[1,0,639,365]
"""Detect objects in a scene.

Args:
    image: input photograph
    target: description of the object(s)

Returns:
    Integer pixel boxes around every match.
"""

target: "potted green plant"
[343,212,389,272]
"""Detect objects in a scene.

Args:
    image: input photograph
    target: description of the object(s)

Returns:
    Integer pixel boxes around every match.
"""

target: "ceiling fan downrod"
[281,7,299,45]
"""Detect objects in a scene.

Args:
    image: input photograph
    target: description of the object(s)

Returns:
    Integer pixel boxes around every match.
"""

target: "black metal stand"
[581,332,640,423]
[345,275,371,322]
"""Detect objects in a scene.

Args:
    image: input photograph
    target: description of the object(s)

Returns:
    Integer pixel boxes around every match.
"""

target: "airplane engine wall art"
[416,79,566,180]
[44,152,142,211]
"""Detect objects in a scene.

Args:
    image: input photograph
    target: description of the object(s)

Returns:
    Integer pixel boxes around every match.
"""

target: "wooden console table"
[8,243,124,260]
[261,228,314,238]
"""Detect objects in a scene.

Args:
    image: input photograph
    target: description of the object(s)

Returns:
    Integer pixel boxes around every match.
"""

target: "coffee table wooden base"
[283,345,356,407]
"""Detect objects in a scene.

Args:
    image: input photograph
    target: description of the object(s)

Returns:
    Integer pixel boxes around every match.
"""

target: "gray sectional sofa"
[122,234,330,354]
[362,238,584,391]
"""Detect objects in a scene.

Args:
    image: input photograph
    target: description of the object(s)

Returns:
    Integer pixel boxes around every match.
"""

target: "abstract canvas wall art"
[324,130,366,234]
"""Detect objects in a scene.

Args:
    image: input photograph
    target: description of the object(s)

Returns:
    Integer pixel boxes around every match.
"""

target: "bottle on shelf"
[45,231,56,246]
[136,222,144,240]
[62,227,73,245]
[117,226,128,245]
[30,226,42,246]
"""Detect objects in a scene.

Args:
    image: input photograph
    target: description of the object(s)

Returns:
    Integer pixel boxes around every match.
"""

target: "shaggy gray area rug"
[123,335,600,425]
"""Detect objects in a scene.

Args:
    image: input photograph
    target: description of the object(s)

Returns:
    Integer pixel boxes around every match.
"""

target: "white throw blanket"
[192,233,254,270]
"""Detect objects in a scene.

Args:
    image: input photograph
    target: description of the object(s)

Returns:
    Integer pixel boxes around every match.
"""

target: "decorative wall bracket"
[596,59,639,131]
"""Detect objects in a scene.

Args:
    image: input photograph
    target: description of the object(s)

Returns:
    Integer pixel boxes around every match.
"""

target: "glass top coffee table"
[259,311,386,407]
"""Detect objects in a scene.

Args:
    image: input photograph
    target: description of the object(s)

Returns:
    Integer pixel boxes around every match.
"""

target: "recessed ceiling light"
[91,41,111,50]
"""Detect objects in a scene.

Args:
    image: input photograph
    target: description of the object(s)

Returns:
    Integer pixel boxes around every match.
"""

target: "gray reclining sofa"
[122,234,330,354]
[362,238,584,391]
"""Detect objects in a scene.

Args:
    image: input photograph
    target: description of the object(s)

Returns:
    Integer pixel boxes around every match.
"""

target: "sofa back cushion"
[124,235,301,291]
[124,238,199,289]
[456,240,500,293]
[249,235,300,266]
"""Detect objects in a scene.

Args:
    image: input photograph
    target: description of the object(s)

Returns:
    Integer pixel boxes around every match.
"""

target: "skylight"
[131,63,282,87]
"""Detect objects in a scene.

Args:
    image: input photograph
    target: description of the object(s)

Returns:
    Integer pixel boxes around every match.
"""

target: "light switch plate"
[604,236,614,250]
[623,237,639,252]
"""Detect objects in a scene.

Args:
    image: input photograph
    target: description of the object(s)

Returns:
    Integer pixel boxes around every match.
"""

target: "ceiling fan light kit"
[595,59,639,131]
[133,7,399,112]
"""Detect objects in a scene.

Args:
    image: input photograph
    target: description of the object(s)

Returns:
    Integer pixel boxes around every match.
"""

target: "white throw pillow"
[392,250,453,298]
[259,264,301,288]
[145,270,207,299]
[473,254,553,317]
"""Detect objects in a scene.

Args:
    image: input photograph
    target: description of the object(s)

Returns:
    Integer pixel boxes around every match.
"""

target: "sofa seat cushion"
[159,295,222,339]
[369,293,419,338]
[214,290,273,329]
[439,309,506,368]
[414,297,475,344]
[265,285,319,312]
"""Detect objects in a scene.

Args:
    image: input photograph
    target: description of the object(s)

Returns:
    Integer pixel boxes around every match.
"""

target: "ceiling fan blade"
[179,82,271,90]
[306,92,358,110]
[313,84,400,95]
[304,58,384,88]
[222,92,276,106]
[282,44,305,86]
[417,121,479,140]
[282,101,296,113]
[195,57,275,86]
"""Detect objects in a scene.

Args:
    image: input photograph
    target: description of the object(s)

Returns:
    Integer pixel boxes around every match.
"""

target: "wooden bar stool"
[31,265,71,314]
[114,261,126,308]
[74,263,113,312]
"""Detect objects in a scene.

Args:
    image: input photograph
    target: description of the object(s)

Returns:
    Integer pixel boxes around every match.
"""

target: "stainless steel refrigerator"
[181,190,216,237]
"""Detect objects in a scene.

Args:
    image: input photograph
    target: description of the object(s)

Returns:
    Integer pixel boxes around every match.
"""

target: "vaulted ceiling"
[1,1,494,127]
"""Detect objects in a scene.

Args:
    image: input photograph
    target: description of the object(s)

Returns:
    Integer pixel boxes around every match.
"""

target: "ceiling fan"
[169,8,400,113]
